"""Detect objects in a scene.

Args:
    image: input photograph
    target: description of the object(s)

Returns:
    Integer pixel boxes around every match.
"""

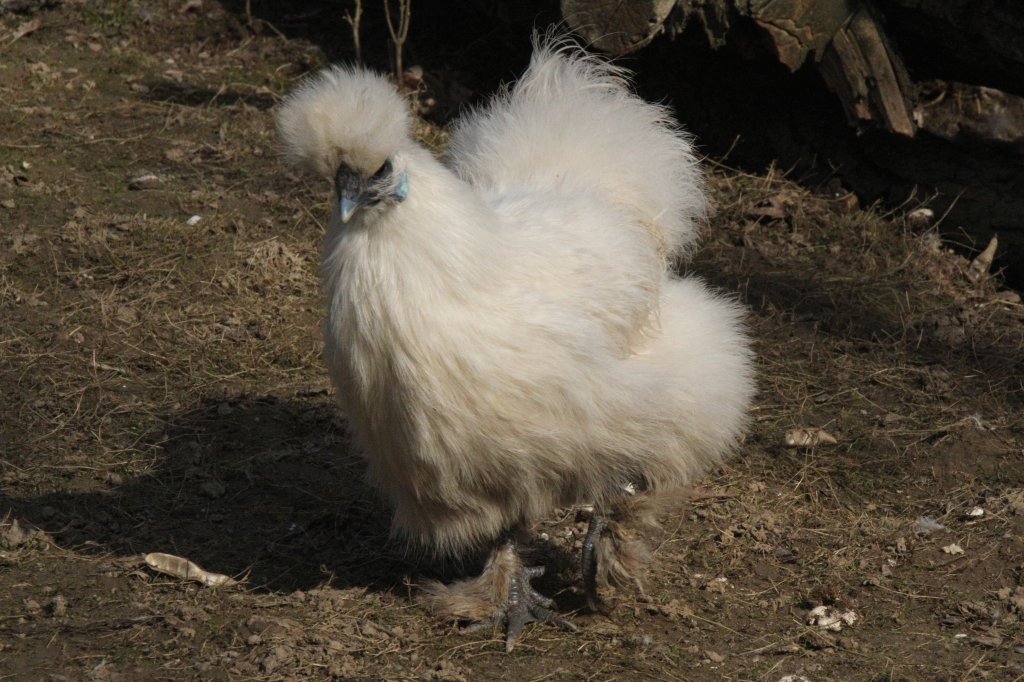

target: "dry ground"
[2,2,1024,680]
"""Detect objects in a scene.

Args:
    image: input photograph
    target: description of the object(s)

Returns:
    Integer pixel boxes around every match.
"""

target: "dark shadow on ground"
[143,81,278,110]
[2,396,415,593]
[1,393,582,601]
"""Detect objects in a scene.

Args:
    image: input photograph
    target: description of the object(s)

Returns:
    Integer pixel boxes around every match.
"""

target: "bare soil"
[2,2,1023,680]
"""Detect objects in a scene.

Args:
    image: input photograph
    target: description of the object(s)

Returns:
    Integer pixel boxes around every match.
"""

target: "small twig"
[344,0,364,64]
[383,0,412,81]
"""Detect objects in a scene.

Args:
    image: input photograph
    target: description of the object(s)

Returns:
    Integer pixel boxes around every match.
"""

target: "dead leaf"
[8,18,42,44]
[997,586,1024,612]
[972,630,1003,648]
[127,172,162,190]
[784,427,838,448]
[912,516,946,534]
[968,235,998,281]
[807,605,858,631]
[144,552,240,587]
[746,199,787,221]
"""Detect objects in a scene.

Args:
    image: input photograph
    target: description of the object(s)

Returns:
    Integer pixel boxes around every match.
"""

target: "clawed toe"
[459,558,576,651]
[430,538,576,651]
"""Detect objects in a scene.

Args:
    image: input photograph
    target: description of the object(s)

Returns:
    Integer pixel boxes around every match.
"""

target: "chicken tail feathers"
[448,32,705,259]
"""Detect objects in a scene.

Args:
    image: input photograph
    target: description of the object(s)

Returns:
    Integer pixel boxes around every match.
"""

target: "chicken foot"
[423,535,576,651]
[463,539,576,650]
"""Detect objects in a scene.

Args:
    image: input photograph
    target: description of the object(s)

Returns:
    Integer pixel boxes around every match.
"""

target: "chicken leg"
[581,504,651,611]
[582,513,608,613]
[423,535,576,651]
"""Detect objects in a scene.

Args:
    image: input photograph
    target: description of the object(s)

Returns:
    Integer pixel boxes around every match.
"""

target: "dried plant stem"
[344,0,364,64]
[383,0,411,81]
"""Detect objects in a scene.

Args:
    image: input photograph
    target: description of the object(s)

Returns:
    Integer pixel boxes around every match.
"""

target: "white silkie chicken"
[277,36,754,649]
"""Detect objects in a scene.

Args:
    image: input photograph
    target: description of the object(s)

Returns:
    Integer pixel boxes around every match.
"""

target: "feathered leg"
[423,533,576,651]
[582,501,653,611]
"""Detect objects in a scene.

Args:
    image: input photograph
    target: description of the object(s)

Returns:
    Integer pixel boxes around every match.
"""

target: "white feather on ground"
[277,35,754,648]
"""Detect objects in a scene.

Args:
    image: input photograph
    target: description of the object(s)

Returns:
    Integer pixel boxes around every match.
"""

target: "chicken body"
[278,38,754,646]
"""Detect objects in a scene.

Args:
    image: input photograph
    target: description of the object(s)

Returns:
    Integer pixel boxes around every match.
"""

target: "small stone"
[907,207,935,228]
[2,519,29,548]
[994,290,1021,304]
[836,635,860,650]
[833,192,859,214]
[705,649,725,663]
[48,595,68,617]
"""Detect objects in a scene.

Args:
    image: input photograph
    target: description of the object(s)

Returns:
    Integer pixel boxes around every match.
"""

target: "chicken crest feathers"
[448,34,705,258]
[276,65,412,178]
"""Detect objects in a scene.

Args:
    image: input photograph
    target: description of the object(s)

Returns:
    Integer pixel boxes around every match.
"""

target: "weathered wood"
[674,0,731,49]
[749,0,855,70]
[818,5,915,136]
[562,0,1024,144]
[562,0,1024,98]
[561,0,677,55]
[914,81,1024,146]
[558,0,1024,265]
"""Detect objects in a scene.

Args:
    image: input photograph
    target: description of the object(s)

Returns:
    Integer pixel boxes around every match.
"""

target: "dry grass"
[1,2,1023,680]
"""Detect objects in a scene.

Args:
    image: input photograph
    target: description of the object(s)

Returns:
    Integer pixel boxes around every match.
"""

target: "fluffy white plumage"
[278,37,754,642]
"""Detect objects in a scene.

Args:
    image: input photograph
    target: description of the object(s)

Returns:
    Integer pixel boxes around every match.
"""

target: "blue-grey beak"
[339,194,361,223]
[335,165,366,224]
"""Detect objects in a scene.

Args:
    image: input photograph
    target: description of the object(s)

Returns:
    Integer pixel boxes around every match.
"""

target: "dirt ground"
[2,2,1024,680]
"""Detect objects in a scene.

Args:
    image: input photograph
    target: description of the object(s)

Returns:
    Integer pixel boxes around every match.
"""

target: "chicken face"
[334,157,409,223]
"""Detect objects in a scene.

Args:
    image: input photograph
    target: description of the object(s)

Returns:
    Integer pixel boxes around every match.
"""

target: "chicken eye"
[371,159,392,181]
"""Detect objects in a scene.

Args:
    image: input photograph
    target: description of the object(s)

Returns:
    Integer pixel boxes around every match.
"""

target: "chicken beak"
[339,194,362,223]
[335,165,367,224]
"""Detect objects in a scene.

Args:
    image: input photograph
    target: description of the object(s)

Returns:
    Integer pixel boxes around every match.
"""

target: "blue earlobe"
[394,172,409,202]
